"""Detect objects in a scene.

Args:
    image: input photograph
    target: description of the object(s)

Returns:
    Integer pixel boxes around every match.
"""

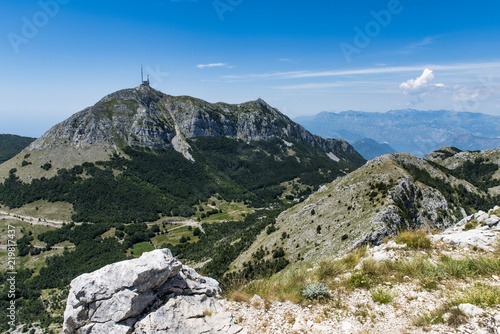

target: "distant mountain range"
[295,109,500,157]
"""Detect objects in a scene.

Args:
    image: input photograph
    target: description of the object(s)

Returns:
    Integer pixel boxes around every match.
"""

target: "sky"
[1,0,500,137]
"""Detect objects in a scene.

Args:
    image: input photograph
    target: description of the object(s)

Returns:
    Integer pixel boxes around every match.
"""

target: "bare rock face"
[63,249,243,334]
[25,85,362,163]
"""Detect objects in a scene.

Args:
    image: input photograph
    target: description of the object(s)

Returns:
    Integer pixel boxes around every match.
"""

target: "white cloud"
[197,63,232,69]
[399,68,444,95]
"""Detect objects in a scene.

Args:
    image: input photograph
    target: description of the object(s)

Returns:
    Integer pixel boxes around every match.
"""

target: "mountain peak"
[1,86,364,183]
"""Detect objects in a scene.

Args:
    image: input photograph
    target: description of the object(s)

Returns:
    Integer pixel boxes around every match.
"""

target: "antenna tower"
[141,65,150,86]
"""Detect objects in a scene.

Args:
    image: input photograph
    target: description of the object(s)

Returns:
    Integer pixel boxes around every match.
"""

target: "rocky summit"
[63,248,243,334]
[1,84,361,183]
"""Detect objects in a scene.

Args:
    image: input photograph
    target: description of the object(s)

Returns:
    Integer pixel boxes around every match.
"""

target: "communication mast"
[141,65,150,86]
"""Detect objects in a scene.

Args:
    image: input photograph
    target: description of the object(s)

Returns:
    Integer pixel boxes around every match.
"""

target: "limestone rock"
[484,215,499,227]
[63,249,241,334]
[459,303,485,317]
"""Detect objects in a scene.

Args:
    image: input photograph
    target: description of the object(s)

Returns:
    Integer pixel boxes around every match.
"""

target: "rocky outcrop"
[431,206,500,250]
[63,249,243,334]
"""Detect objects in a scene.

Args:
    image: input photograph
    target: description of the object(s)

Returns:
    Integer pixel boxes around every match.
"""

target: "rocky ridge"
[63,249,243,334]
[232,152,480,269]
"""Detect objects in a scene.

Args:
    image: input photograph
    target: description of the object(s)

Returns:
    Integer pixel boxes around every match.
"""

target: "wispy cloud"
[274,81,381,90]
[197,63,233,69]
[221,61,500,81]
[406,35,440,49]
[274,83,344,90]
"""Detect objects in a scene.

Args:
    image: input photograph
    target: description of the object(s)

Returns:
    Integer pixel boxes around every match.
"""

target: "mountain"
[352,138,396,160]
[0,134,36,163]
[0,84,365,223]
[294,109,500,157]
[230,148,500,268]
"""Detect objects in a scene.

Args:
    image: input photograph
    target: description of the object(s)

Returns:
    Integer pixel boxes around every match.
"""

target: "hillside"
[0,134,35,163]
[0,84,364,223]
[295,109,500,157]
[225,208,500,333]
[230,149,499,271]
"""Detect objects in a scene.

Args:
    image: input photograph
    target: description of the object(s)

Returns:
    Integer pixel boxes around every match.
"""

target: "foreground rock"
[63,249,243,334]
[431,206,500,251]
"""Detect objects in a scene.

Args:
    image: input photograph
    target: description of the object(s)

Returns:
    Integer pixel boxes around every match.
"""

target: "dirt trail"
[158,218,205,233]
[0,210,70,228]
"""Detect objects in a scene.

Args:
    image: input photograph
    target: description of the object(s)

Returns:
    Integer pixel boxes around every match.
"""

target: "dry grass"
[395,230,432,250]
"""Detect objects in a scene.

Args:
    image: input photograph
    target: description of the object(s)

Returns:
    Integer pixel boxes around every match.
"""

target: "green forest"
[0,137,360,223]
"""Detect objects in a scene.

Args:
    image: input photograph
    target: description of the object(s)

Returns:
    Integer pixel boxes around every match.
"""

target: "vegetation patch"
[132,242,155,256]
[370,288,393,304]
[395,230,432,249]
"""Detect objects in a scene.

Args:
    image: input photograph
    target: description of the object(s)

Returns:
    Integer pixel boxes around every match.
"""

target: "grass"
[394,230,432,249]
[371,288,393,304]
[132,242,155,256]
[151,227,199,247]
[195,199,254,222]
[7,200,75,221]
[414,302,468,328]
[454,283,500,307]
[226,235,500,312]
[230,265,309,303]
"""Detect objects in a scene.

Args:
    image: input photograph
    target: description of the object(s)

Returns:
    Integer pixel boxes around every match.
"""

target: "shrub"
[395,230,431,249]
[302,283,330,300]
[464,218,479,231]
[341,234,348,241]
[41,162,52,171]
[371,288,393,304]
[347,274,372,289]
[266,224,276,234]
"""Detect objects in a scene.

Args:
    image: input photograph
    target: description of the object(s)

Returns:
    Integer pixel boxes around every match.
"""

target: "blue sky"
[1,0,500,136]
